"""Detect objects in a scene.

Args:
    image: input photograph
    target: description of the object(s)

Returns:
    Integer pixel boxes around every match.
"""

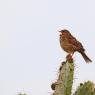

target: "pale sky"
[0,0,95,95]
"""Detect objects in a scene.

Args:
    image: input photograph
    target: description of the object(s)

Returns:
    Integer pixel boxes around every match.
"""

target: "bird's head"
[59,29,71,36]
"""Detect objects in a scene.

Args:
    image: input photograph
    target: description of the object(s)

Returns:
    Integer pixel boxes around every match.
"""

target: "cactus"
[73,81,95,95]
[52,55,74,95]
[51,55,95,95]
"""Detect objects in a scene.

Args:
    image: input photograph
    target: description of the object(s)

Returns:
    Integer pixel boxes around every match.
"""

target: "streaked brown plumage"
[59,29,92,63]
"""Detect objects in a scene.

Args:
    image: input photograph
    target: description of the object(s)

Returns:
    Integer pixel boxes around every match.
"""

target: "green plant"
[51,55,95,95]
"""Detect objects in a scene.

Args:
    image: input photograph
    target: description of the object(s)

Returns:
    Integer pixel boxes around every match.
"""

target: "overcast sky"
[0,0,95,95]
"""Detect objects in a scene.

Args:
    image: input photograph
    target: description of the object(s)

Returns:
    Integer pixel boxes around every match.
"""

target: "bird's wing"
[68,36,85,51]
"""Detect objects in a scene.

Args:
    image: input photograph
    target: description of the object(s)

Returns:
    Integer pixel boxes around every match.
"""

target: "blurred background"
[0,0,95,95]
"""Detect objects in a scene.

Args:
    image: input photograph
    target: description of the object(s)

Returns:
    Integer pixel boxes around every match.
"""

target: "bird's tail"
[79,51,92,63]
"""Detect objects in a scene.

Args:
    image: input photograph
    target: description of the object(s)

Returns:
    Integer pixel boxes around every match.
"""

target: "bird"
[59,29,92,63]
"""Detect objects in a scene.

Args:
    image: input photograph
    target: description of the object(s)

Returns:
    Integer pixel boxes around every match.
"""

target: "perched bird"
[59,29,92,63]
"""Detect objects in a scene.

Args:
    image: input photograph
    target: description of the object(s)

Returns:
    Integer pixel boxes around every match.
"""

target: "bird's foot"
[66,54,74,63]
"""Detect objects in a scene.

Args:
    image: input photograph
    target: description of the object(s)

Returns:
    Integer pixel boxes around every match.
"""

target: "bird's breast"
[59,36,75,53]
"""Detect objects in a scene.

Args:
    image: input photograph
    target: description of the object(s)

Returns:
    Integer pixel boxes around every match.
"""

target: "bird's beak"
[59,31,62,34]
[58,30,61,33]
